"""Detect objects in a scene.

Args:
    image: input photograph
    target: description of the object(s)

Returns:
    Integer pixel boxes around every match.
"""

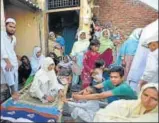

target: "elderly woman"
[48,32,63,57]
[30,57,64,103]
[93,83,158,122]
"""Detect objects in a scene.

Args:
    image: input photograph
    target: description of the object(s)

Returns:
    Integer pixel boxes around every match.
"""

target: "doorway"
[48,10,79,55]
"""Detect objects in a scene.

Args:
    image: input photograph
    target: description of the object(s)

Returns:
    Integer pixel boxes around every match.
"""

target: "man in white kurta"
[139,33,158,87]
[1,18,19,100]
[127,20,158,91]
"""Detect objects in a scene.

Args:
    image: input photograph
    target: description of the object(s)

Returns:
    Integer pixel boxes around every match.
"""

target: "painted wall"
[4,5,41,57]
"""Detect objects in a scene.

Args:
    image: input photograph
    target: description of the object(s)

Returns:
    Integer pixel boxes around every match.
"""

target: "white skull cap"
[6,18,16,25]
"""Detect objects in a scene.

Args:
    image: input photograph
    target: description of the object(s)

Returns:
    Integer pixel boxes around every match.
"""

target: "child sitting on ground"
[62,86,100,122]
[56,55,73,74]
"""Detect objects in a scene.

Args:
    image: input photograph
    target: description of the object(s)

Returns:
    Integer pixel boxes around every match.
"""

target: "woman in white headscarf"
[70,31,90,86]
[94,83,158,122]
[30,46,45,76]
[116,28,143,80]
[24,47,45,87]
[30,57,64,103]
[71,31,90,56]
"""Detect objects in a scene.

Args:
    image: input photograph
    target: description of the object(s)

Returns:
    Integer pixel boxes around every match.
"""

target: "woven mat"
[18,85,59,107]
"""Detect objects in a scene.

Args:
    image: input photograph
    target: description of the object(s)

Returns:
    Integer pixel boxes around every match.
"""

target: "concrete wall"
[4,5,41,57]
[93,0,158,36]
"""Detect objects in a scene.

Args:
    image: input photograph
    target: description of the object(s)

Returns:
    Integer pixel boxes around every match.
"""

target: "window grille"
[47,0,80,9]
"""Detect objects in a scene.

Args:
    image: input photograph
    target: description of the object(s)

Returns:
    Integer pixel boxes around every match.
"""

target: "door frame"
[44,7,80,55]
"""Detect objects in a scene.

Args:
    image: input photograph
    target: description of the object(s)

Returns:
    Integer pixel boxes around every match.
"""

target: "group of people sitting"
[16,24,158,122]
[1,18,158,122]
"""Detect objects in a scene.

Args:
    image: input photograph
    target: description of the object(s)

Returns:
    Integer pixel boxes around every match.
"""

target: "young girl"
[81,39,100,89]
[18,55,31,84]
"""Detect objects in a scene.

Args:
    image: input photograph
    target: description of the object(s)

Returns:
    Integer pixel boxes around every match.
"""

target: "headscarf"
[33,46,41,60]
[119,28,143,57]
[77,30,88,42]
[21,55,30,64]
[129,28,143,41]
[36,57,62,88]
[132,83,158,115]
[49,31,56,41]
[94,83,158,122]
[30,57,63,100]
[30,46,45,75]
[40,57,54,72]
[70,30,90,56]
[99,29,114,54]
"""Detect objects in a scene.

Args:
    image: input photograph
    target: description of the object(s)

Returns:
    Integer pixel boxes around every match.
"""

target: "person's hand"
[58,89,64,98]
[12,92,20,101]
[72,90,84,95]
[17,55,21,61]
[62,97,68,103]
[46,96,55,102]
[72,93,82,101]
[90,69,94,74]
[139,80,148,89]
[5,62,13,71]
[93,74,103,83]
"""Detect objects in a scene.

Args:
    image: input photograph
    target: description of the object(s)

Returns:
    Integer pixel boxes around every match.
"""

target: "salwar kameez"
[81,50,100,89]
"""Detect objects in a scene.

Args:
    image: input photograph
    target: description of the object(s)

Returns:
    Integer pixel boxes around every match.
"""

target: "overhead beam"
[45,7,80,13]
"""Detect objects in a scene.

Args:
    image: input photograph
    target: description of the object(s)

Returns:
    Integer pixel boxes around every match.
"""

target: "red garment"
[95,26,102,32]
[99,48,113,68]
[81,50,100,89]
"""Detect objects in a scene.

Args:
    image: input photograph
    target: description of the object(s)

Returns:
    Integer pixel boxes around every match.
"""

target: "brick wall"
[93,0,158,36]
